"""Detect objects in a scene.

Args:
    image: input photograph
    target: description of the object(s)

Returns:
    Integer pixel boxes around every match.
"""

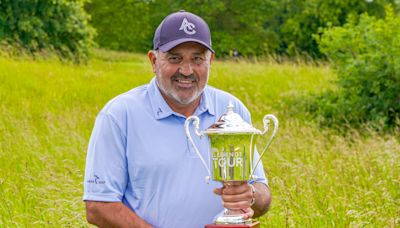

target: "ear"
[210,53,215,62]
[148,50,157,73]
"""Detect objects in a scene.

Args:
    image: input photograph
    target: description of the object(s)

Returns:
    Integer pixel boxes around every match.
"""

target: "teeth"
[176,79,193,84]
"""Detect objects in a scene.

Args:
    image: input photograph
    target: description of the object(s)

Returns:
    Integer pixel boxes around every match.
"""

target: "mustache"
[171,73,197,82]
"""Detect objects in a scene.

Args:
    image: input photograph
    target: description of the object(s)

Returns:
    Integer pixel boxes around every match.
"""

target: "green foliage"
[85,0,152,53]
[276,0,392,57]
[313,6,400,129]
[180,0,279,56]
[86,0,277,57]
[0,0,95,62]
[86,0,395,58]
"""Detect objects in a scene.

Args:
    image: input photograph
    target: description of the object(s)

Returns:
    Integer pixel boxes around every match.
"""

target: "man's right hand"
[85,201,153,228]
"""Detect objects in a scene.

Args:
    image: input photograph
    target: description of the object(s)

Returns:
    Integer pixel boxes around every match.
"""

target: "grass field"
[0,50,399,227]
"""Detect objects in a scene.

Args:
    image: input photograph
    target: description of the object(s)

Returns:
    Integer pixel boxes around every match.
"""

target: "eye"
[168,56,182,64]
[193,56,205,64]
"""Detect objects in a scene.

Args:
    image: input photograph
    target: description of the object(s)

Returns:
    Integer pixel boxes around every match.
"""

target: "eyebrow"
[165,51,179,56]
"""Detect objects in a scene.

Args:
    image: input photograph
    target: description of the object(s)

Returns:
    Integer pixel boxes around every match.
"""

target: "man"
[83,10,271,228]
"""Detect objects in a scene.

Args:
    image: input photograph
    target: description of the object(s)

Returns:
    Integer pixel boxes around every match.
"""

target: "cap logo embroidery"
[179,18,196,35]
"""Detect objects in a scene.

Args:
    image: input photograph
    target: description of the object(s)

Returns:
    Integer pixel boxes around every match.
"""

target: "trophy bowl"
[185,102,278,226]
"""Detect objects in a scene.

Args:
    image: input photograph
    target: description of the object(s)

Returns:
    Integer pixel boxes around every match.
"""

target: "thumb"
[241,207,254,220]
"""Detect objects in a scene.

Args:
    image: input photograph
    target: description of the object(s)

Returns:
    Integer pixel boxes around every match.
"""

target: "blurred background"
[0,0,399,227]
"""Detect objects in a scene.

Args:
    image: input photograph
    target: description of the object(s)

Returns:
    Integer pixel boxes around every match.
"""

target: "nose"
[178,60,193,76]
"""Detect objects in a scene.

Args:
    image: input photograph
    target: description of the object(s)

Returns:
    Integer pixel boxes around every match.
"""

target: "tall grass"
[0,51,399,227]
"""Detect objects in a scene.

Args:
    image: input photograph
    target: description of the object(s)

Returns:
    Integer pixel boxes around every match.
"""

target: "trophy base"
[215,214,251,224]
[205,221,260,228]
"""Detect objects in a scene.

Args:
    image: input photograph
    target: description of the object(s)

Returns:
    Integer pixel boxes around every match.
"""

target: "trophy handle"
[184,116,211,184]
[250,114,278,180]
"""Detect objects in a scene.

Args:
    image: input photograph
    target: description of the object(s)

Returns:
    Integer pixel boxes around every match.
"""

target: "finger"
[221,190,252,203]
[241,207,254,219]
[213,188,223,196]
[223,200,252,210]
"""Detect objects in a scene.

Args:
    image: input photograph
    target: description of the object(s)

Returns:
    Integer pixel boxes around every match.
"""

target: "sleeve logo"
[87,174,106,184]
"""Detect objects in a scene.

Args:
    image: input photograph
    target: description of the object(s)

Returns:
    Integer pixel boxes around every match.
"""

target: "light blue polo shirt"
[83,77,268,228]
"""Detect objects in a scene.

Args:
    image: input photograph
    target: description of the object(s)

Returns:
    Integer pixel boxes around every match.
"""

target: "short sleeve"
[83,111,128,202]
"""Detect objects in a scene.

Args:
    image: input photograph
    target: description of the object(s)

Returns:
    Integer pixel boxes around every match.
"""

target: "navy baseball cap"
[153,10,214,53]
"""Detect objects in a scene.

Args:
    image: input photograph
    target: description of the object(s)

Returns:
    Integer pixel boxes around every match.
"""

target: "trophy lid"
[204,102,262,134]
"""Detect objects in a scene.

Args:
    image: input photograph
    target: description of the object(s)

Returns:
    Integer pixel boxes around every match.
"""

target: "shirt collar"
[147,77,215,120]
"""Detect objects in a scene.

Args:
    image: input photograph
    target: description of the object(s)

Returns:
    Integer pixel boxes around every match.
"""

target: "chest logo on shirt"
[87,174,106,184]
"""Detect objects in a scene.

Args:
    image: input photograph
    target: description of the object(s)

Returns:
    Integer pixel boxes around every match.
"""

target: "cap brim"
[157,38,214,53]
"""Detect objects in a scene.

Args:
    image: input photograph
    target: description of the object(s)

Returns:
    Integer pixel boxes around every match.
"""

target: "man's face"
[149,42,213,107]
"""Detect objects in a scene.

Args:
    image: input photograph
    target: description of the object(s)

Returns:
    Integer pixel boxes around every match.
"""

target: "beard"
[156,72,205,106]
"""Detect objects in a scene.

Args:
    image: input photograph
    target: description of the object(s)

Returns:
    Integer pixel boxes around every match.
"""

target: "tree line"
[0,0,397,60]
[86,0,396,58]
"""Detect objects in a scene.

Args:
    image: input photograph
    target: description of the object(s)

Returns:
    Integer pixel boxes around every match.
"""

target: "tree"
[0,0,94,62]
[85,0,396,58]
[312,6,400,129]
[85,0,152,52]
[276,0,393,57]
[86,0,278,57]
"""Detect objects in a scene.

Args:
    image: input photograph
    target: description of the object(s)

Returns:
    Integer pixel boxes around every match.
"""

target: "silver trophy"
[184,102,278,225]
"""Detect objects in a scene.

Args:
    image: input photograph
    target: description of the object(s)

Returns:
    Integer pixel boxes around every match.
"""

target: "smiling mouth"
[175,78,195,83]
[172,74,197,88]
[174,78,196,88]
